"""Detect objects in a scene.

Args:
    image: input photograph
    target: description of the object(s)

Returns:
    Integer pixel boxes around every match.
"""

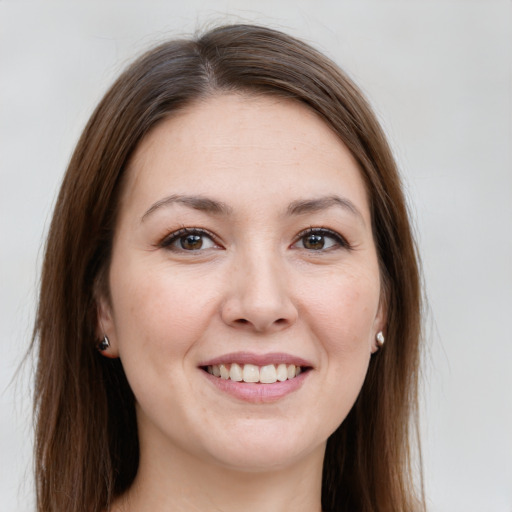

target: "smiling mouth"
[202,363,308,384]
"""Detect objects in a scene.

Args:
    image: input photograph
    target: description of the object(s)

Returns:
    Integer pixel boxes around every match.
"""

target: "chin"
[196,420,328,473]
[213,445,318,473]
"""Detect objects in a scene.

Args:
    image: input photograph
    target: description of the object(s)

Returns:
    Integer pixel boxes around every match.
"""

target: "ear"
[95,286,120,359]
[370,293,388,354]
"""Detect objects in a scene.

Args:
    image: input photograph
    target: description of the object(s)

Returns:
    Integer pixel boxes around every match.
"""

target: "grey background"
[1,1,511,510]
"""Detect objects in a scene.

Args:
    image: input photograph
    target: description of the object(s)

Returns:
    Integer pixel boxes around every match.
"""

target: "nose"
[221,250,298,334]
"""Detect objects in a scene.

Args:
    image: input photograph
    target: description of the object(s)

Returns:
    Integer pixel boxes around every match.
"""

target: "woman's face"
[99,94,385,472]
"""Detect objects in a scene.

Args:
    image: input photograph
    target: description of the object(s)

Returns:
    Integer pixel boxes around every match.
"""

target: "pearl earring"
[376,331,385,347]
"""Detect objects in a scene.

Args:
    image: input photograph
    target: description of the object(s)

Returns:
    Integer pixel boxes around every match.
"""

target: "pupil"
[181,234,202,250]
[304,234,324,250]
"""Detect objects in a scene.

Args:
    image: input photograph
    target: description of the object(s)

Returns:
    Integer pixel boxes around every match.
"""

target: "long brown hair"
[33,24,424,512]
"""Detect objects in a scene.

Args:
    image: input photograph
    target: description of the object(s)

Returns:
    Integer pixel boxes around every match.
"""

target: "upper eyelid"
[295,226,340,237]
[159,227,220,248]
[294,227,350,246]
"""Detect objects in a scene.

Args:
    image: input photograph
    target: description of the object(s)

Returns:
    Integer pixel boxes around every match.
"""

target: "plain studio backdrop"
[1,1,511,511]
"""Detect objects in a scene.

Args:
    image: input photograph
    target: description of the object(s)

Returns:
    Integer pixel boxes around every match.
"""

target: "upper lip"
[199,351,313,368]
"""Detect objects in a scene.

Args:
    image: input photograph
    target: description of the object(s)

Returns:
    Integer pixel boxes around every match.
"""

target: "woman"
[33,24,424,512]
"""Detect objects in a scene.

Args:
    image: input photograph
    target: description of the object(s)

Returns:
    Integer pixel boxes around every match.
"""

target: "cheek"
[107,263,222,423]
[304,267,380,351]
[109,259,219,362]
[304,270,379,426]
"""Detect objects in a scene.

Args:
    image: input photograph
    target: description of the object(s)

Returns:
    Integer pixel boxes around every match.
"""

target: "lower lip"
[201,369,309,403]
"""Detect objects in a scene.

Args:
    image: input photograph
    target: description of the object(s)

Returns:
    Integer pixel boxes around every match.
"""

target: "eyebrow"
[141,194,232,222]
[141,193,364,224]
[287,195,365,224]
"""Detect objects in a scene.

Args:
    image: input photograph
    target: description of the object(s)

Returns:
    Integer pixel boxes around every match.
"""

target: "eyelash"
[293,227,351,252]
[159,227,220,252]
[159,226,351,253]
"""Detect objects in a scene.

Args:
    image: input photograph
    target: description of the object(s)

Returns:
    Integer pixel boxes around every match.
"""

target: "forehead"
[121,94,369,221]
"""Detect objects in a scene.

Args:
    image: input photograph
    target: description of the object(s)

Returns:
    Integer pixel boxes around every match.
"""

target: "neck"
[113,435,325,512]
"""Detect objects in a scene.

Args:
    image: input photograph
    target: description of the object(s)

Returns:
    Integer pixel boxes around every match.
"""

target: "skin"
[98,94,386,512]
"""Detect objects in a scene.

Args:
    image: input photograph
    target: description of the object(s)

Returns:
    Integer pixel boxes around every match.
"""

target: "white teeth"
[206,363,304,383]
[242,364,260,383]
[229,363,243,381]
[219,364,229,379]
[276,364,288,382]
[259,364,277,384]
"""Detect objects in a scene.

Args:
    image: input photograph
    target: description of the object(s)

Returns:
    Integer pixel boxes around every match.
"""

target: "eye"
[293,228,349,251]
[160,228,219,252]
